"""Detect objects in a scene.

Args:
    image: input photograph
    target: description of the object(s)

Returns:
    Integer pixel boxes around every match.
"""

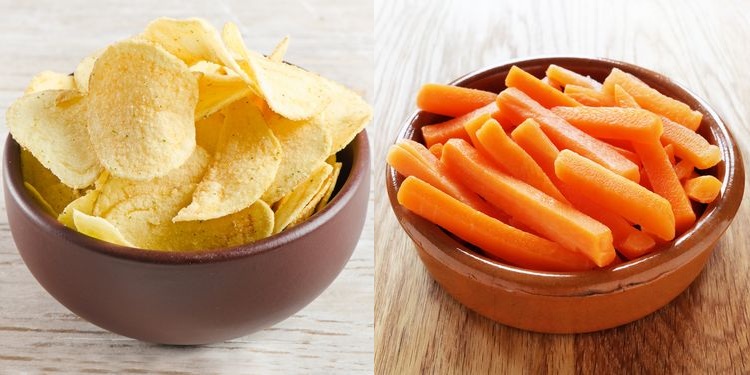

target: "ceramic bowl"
[4,131,370,345]
[386,57,744,333]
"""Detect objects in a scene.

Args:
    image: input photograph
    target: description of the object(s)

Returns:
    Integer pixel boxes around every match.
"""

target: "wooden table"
[374,0,750,373]
[0,1,373,373]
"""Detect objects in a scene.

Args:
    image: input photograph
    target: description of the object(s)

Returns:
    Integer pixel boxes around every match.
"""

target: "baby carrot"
[674,159,695,181]
[476,119,568,203]
[417,83,498,117]
[505,66,582,108]
[660,117,721,169]
[613,84,639,109]
[428,143,443,158]
[421,102,498,148]
[497,88,640,182]
[563,85,614,107]
[387,140,502,219]
[541,76,563,91]
[510,118,560,179]
[664,144,676,166]
[633,137,696,234]
[683,175,722,203]
[551,107,663,143]
[554,149,676,241]
[546,64,603,90]
[397,176,595,272]
[603,68,703,131]
[442,139,615,266]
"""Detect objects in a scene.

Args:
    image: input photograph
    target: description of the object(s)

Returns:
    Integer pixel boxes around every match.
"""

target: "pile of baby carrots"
[388,64,723,272]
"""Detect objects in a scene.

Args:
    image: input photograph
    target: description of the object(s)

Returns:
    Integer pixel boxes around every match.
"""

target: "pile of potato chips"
[7,17,371,251]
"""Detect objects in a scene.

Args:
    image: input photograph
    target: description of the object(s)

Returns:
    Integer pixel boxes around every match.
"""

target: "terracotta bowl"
[4,131,370,345]
[386,57,745,333]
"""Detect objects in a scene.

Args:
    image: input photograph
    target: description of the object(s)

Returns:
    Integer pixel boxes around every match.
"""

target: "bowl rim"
[4,130,370,264]
[386,56,745,296]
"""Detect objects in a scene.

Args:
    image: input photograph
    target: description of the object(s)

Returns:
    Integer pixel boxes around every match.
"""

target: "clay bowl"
[4,131,370,345]
[386,57,744,333]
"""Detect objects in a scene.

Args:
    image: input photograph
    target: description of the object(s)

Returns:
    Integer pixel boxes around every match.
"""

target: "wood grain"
[374,0,749,373]
[0,0,373,373]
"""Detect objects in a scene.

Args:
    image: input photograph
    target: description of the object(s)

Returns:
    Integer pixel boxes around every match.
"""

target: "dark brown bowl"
[4,131,370,345]
[386,57,745,333]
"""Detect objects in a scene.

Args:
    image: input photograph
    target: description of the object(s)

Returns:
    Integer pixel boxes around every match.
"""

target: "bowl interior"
[386,56,745,296]
[5,130,370,264]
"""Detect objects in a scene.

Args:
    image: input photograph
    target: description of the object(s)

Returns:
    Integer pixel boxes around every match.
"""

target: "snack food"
[389,64,721,271]
[7,17,372,251]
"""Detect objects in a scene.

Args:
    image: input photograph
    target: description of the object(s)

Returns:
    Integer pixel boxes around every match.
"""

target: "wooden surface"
[0,1,373,374]
[374,0,750,373]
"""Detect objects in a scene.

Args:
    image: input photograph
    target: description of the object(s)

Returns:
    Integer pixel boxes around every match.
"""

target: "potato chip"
[73,49,102,93]
[269,36,290,63]
[288,163,339,227]
[24,71,76,94]
[20,149,82,214]
[8,90,102,188]
[174,99,281,221]
[87,39,198,180]
[142,17,250,83]
[73,209,134,247]
[221,21,249,61]
[24,182,56,216]
[195,111,224,155]
[58,188,100,229]
[260,112,332,204]
[315,162,342,213]
[273,162,333,234]
[190,60,228,75]
[195,70,252,120]
[243,51,330,121]
[317,79,372,153]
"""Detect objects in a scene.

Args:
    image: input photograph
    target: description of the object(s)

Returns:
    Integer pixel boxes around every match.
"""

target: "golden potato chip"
[195,111,224,155]
[73,209,134,247]
[269,36,290,63]
[73,49,102,93]
[24,182,56,216]
[195,70,252,120]
[142,17,250,83]
[190,60,228,75]
[318,79,372,153]
[273,162,333,234]
[221,21,249,61]
[243,51,329,121]
[315,162,342,213]
[87,39,198,180]
[24,71,76,94]
[20,149,82,214]
[288,163,338,227]
[260,112,332,204]
[174,99,281,221]
[58,189,100,229]
[8,90,102,188]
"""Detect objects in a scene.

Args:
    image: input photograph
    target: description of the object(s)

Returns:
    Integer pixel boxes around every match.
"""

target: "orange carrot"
[497,88,640,181]
[552,106,663,143]
[602,68,703,131]
[442,139,615,266]
[674,159,695,181]
[554,149,676,241]
[683,175,722,203]
[387,139,503,219]
[633,137,696,234]
[421,102,498,148]
[417,83,498,117]
[613,84,639,108]
[510,118,560,179]
[397,176,595,272]
[462,112,498,162]
[563,85,614,107]
[505,66,582,108]
[429,143,443,158]
[476,118,568,203]
[660,117,721,169]
[610,145,641,166]
[546,64,603,90]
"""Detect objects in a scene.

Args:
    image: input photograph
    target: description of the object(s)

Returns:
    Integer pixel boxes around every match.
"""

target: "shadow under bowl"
[386,57,744,333]
[4,131,370,345]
